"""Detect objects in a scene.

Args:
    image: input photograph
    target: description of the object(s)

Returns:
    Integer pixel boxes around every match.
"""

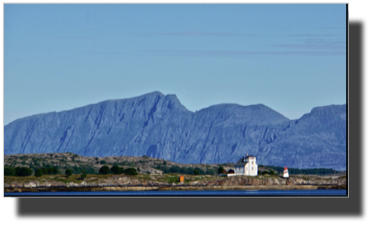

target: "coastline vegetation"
[259,165,344,175]
[4,153,346,181]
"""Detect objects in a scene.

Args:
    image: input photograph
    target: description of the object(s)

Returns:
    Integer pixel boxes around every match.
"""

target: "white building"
[283,167,289,178]
[233,154,258,176]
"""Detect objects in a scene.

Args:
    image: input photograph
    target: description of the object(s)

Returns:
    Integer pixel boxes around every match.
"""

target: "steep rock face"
[4,92,346,170]
[5,92,192,159]
[174,104,290,164]
[257,105,347,170]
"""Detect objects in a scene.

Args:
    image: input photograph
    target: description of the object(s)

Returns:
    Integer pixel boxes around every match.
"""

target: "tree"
[47,167,54,175]
[218,166,226,174]
[125,168,138,176]
[52,167,58,175]
[194,167,205,175]
[41,167,48,175]
[99,166,110,175]
[111,165,118,174]
[65,169,72,177]
[35,169,43,177]
[80,170,87,179]
[111,165,123,174]
[194,170,200,175]
[4,167,15,176]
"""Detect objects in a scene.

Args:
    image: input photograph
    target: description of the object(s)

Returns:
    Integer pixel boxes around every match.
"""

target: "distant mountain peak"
[4,92,346,170]
[141,91,165,97]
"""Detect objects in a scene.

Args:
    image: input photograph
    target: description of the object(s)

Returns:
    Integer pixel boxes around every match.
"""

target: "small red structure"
[179,175,184,182]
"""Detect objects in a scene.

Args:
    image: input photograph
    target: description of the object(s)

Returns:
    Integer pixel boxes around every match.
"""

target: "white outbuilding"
[233,154,258,176]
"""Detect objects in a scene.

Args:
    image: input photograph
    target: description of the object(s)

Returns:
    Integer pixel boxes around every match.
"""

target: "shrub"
[4,167,15,176]
[100,160,106,165]
[206,169,215,175]
[35,169,43,177]
[15,167,33,177]
[80,170,87,179]
[194,167,205,175]
[170,165,181,173]
[181,167,195,175]
[160,166,170,174]
[65,169,72,177]
[194,170,200,175]
[189,168,197,175]
[111,165,119,174]
[111,165,124,174]
[125,168,138,176]
[99,166,110,175]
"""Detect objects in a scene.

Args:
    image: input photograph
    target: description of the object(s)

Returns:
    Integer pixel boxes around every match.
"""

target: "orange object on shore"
[179,175,184,182]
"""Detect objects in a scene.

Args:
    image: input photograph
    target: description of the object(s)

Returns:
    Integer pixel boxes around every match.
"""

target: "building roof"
[234,158,248,167]
[234,155,257,167]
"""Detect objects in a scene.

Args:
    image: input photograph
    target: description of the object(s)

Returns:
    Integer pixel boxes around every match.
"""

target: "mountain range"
[4,91,347,170]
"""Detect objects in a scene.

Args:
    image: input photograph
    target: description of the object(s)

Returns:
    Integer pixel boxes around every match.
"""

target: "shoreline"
[4,184,346,193]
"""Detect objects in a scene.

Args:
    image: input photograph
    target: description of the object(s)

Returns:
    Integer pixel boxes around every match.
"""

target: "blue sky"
[4,4,347,125]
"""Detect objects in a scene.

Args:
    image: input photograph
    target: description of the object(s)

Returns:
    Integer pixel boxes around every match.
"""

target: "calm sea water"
[5,189,346,197]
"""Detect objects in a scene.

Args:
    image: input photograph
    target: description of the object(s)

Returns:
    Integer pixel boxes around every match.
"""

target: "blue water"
[4,189,346,197]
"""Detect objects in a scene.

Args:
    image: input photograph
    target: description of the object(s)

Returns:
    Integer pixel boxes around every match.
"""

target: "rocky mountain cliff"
[4,91,346,170]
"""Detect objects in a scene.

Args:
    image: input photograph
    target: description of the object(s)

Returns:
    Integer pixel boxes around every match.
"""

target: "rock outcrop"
[4,175,347,193]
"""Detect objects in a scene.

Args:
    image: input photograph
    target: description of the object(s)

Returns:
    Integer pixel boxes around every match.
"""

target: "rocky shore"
[4,174,346,193]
